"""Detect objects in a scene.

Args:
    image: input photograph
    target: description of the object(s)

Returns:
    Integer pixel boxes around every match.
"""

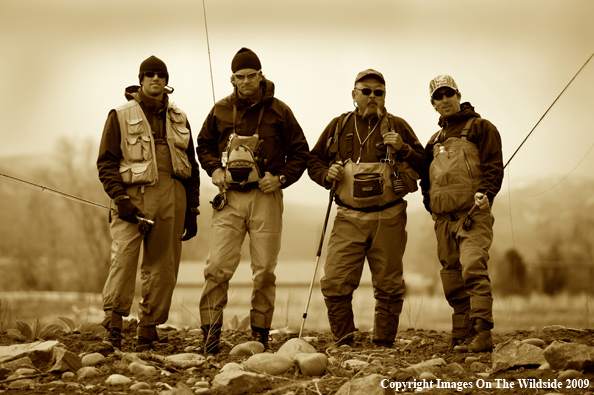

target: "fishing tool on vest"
[210,190,227,211]
[381,143,406,197]
[462,205,478,231]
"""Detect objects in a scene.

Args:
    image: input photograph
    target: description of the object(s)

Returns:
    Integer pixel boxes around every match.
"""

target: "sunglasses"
[233,71,260,82]
[432,89,457,100]
[355,88,385,97]
[144,71,167,79]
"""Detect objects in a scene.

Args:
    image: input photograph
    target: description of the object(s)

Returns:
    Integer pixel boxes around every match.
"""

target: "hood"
[231,77,275,108]
[438,102,481,127]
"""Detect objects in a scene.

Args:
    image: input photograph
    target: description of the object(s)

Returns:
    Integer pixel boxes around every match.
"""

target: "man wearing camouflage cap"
[420,75,503,353]
[308,69,425,347]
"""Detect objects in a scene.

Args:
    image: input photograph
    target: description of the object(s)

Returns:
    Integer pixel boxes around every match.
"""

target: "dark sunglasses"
[144,71,167,79]
[355,88,385,97]
[432,89,457,100]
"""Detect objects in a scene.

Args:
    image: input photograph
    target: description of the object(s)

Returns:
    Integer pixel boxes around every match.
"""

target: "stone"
[160,382,194,394]
[130,362,158,376]
[522,338,546,347]
[194,389,211,395]
[229,341,265,356]
[106,373,132,385]
[15,367,37,376]
[77,366,102,378]
[404,358,446,376]
[212,370,270,395]
[193,381,209,388]
[469,362,488,372]
[442,362,465,377]
[419,372,437,381]
[558,369,581,380]
[335,374,392,395]
[50,347,83,373]
[343,359,368,371]
[544,341,594,371]
[464,356,478,365]
[138,390,155,395]
[0,356,35,371]
[220,362,243,372]
[0,340,61,363]
[492,339,546,372]
[294,353,327,376]
[48,380,67,387]
[539,362,551,370]
[130,382,152,390]
[62,371,75,379]
[82,353,105,367]
[243,353,294,375]
[276,338,317,360]
[8,378,36,388]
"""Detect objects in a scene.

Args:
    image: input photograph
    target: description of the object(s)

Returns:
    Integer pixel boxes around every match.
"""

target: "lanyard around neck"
[354,116,381,164]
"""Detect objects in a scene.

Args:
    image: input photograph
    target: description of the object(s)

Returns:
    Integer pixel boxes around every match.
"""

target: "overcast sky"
[1,0,593,209]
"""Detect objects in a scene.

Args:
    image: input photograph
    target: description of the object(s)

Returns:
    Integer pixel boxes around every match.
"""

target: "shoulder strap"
[460,118,475,140]
[327,111,353,161]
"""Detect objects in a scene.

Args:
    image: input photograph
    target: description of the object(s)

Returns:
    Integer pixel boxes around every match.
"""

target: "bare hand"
[258,172,281,194]
[474,192,490,211]
[325,163,345,184]
[383,131,404,151]
[212,168,230,192]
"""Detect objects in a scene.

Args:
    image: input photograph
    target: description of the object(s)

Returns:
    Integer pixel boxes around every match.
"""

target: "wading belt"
[335,195,403,213]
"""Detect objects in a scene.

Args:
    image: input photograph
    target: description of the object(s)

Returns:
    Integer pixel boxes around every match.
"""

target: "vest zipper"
[462,149,474,180]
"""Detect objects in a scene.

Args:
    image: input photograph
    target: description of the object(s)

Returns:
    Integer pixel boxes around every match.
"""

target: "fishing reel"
[137,216,155,235]
[210,191,227,211]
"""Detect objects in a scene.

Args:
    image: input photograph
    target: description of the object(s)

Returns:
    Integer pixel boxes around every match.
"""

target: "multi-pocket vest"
[116,100,192,186]
[329,112,419,209]
[429,118,482,214]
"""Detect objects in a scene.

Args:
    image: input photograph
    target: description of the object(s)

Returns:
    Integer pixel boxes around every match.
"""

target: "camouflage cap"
[429,75,458,97]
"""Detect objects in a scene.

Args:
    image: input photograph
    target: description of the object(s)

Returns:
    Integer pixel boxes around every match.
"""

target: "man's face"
[352,76,386,117]
[232,68,262,98]
[141,71,167,99]
[432,87,461,118]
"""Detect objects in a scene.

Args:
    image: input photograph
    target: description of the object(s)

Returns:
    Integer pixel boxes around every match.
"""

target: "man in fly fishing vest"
[307,69,426,348]
[420,75,503,353]
[196,47,309,354]
[97,56,201,352]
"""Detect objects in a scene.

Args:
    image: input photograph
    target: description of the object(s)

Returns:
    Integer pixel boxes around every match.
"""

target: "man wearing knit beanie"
[97,55,200,353]
[197,47,309,354]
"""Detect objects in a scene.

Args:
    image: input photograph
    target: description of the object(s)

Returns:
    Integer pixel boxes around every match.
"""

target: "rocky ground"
[1,322,594,395]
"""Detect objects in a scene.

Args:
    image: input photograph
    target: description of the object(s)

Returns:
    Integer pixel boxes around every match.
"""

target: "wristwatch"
[278,174,287,185]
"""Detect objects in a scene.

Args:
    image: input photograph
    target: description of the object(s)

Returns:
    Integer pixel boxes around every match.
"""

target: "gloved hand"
[117,198,143,224]
[181,211,198,241]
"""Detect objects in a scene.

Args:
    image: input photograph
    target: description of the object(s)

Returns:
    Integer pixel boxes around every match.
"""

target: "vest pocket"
[119,162,152,185]
[125,136,151,162]
[353,173,384,199]
[171,124,190,150]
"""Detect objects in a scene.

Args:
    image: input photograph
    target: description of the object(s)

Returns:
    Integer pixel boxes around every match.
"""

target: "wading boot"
[102,328,122,350]
[136,325,159,352]
[201,324,222,355]
[453,318,493,353]
[251,327,270,351]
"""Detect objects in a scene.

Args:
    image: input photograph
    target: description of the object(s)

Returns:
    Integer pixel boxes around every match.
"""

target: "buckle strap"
[335,196,403,213]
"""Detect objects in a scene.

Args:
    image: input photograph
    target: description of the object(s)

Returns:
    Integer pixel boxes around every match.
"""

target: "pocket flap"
[127,136,140,145]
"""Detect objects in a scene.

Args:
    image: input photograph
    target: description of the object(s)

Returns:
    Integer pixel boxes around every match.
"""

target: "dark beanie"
[138,55,169,84]
[231,48,261,73]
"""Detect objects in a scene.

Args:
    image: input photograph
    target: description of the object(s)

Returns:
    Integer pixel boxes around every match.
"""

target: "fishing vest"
[330,112,417,209]
[115,100,192,186]
[222,105,264,185]
[428,118,482,214]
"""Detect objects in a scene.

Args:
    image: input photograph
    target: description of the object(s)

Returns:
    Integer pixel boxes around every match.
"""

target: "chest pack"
[428,118,483,214]
[222,105,265,185]
[327,112,419,208]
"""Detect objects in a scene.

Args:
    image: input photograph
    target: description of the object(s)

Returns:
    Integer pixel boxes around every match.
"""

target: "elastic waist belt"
[154,139,167,145]
[335,196,403,213]
[432,208,472,222]
[227,182,259,192]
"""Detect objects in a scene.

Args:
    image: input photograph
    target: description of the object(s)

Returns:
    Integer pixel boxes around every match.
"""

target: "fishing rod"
[504,51,594,170]
[0,172,154,226]
[201,0,216,105]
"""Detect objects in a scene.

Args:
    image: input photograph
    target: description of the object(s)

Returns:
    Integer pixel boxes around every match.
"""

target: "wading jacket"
[197,78,309,189]
[420,102,503,214]
[97,87,200,209]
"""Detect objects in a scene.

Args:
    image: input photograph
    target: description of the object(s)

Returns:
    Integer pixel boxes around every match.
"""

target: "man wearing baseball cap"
[308,69,426,348]
[196,47,309,354]
[97,56,201,351]
[420,75,503,353]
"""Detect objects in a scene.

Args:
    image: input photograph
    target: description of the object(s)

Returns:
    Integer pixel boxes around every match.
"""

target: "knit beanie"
[138,56,169,84]
[231,48,261,73]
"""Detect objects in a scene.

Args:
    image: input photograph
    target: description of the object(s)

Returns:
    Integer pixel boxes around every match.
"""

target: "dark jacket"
[308,111,426,190]
[97,86,200,209]
[420,102,503,210]
[196,78,309,188]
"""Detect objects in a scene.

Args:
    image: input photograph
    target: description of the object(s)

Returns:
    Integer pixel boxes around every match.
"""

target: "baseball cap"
[355,69,385,85]
[429,75,458,97]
